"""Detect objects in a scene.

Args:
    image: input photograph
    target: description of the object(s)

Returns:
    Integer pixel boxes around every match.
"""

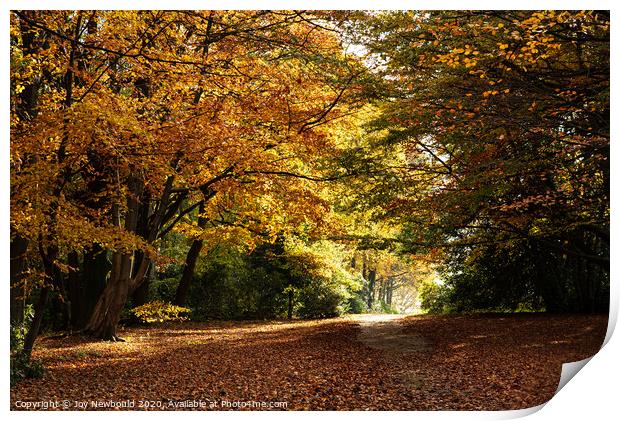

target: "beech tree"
[11,10,365,347]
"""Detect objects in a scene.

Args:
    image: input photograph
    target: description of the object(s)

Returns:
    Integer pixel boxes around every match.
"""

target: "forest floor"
[11,313,607,411]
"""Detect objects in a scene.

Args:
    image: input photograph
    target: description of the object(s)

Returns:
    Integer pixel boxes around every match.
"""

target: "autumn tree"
[10,10,365,347]
[346,10,609,312]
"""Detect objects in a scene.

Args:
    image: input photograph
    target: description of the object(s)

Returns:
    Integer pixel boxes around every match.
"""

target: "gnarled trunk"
[85,179,140,339]
[84,251,129,340]
[69,245,110,329]
[85,175,172,339]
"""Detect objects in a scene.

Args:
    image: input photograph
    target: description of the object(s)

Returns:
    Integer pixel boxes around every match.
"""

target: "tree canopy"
[344,10,609,312]
[10,10,609,370]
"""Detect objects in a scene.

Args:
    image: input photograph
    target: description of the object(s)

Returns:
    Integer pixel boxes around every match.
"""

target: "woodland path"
[353,314,433,354]
[11,314,607,410]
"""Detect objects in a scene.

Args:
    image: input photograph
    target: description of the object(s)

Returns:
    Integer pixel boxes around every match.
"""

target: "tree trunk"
[78,245,111,328]
[131,263,151,307]
[10,235,29,324]
[85,228,137,339]
[131,193,154,307]
[174,239,203,306]
[174,200,207,306]
[11,11,43,326]
[130,251,151,307]
[367,269,376,310]
[85,175,173,339]
[65,245,111,329]
[23,243,59,360]
[287,289,294,319]
[84,263,129,340]
[22,287,49,360]
[85,178,141,340]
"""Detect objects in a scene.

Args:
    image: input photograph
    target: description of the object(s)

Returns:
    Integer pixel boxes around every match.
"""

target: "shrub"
[10,305,44,386]
[129,300,191,323]
[418,280,452,314]
[344,294,367,314]
[11,354,44,387]
[296,279,346,319]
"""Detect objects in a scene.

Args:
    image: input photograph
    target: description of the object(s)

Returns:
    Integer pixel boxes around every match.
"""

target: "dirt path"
[352,314,433,354]
[11,314,607,410]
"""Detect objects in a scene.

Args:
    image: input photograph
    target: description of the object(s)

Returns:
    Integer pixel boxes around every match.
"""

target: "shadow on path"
[352,314,433,354]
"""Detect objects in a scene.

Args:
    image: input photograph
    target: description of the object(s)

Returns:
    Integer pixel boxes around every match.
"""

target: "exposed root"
[81,328,126,342]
